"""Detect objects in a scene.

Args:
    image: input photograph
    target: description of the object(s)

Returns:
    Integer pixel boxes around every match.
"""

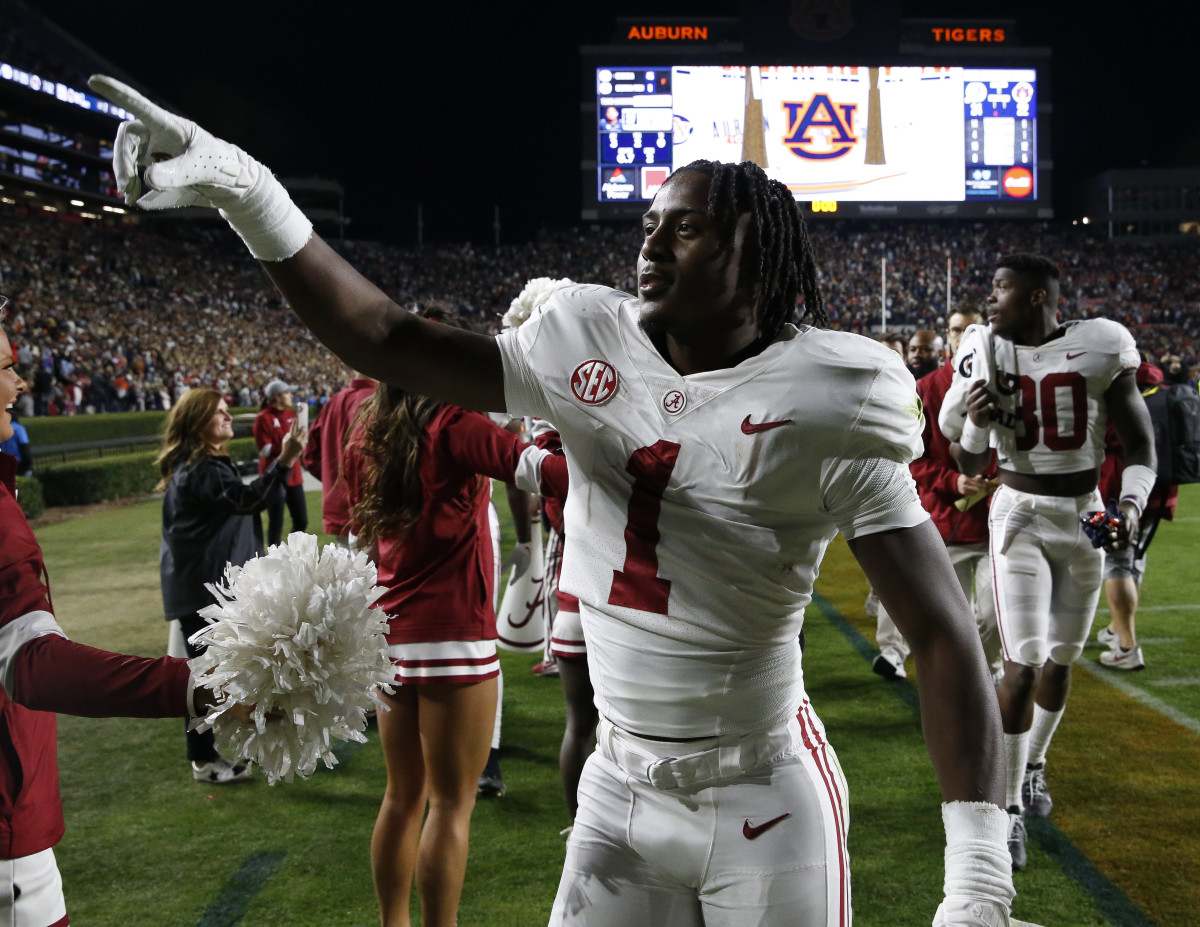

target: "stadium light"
[70,199,84,206]
[1082,216,1090,224]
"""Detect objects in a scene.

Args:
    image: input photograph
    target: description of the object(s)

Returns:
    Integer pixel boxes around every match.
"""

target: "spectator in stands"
[253,379,309,546]
[156,388,306,784]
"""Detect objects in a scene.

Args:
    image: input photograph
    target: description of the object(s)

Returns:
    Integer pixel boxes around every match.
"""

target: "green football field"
[34,485,1200,926]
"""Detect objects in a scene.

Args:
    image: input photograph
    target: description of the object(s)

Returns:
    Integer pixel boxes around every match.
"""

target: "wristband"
[959,419,990,455]
[1118,463,1156,517]
[941,801,1015,906]
[218,153,313,263]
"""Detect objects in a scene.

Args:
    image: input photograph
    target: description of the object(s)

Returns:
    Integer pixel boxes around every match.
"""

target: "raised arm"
[87,75,505,412]
[262,238,504,410]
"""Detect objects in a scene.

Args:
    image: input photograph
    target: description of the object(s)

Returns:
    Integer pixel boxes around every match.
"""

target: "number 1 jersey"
[497,284,927,737]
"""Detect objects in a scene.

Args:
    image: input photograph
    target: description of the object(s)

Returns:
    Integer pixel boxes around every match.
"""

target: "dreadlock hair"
[672,159,827,337]
[155,388,224,491]
[348,303,477,547]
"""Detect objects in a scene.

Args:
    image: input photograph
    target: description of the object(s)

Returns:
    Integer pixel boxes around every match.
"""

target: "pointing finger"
[88,74,191,153]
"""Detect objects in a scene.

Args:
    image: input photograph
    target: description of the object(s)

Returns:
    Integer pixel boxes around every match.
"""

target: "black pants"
[177,612,220,764]
[264,482,309,546]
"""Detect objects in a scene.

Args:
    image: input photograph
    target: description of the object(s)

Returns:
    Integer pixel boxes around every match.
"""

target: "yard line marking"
[1147,677,1200,688]
[810,591,1159,927]
[1078,661,1200,735]
[195,850,285,927]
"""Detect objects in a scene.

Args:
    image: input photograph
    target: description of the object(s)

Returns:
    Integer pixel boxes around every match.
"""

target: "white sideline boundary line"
[1078,661,1200,736]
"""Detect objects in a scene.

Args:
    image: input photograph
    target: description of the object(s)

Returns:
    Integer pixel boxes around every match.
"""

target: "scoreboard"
[588,63,1045,220]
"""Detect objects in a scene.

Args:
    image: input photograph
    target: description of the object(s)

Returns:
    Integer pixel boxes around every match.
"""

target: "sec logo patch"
[571,359,619,405]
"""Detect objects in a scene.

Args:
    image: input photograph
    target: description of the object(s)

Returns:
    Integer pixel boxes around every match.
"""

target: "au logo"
[782,94,858,161]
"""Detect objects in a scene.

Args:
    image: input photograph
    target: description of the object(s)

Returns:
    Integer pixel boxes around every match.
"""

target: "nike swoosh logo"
[741,415,793,435]
[1066,352,1086,360]
[743,812,791,839]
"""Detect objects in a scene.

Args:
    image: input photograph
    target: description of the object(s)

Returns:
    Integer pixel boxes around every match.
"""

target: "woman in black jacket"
[157,388,305,783]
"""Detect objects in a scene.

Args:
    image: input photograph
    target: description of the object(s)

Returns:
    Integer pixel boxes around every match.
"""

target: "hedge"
[35,438,259,508]
[24,408,258,446]
[15,475,43,520]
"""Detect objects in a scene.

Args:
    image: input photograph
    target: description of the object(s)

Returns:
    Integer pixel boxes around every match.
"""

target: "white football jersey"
[940,319,1138,475]
[497,284,927,737]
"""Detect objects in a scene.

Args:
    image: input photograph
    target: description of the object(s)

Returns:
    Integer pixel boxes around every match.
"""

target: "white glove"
[87,74,312,262]
[502,541,533,580]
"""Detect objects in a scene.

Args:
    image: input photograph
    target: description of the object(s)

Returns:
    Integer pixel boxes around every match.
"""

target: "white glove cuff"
[942,801,1015,907]
[219,155,313,262]
[1118,463,1156,517]
[959,419,990,455]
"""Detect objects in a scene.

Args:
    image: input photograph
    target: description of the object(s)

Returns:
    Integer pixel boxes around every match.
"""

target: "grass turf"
[35,485,1200,925]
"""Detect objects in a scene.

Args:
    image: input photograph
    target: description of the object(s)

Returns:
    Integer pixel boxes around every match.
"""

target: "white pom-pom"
[502,276,574,330]
[188,533,395,785]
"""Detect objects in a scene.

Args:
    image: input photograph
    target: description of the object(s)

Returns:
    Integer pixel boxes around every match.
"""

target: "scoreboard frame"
[580,44,1052,223]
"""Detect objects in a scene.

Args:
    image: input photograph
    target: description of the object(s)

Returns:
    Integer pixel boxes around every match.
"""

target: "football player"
[939,254,1156,871]
[90,75,1022,927]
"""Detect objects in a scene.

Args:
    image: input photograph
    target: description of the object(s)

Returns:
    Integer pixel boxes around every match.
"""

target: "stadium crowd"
[3,205,1198,416]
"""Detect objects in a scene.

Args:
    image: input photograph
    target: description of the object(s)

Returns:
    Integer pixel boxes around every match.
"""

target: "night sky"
[29,0,1200,243]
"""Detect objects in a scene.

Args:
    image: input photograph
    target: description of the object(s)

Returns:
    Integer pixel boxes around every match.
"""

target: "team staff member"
[302,370,376,544]
[253,378,308,545]
[0,304,243,926]
[941,253,1155,870]
[92,76,1023,927]
[910,305,1001,679]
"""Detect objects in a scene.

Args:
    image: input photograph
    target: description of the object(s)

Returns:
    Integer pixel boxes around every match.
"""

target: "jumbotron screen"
[591,65,1041,219]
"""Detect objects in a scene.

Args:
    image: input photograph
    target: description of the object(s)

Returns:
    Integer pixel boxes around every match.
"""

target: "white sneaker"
[191,757,253,784]
[1096,626,1119,649]
[1099,645,1146,671]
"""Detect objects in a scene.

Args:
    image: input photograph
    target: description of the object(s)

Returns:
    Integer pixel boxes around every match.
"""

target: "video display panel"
[593,65,1039,216]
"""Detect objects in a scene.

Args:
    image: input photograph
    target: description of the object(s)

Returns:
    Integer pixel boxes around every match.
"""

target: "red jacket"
[253,405,303,487]
[910,362,993,546]
[0,454,190,860]
[302,378,376,535]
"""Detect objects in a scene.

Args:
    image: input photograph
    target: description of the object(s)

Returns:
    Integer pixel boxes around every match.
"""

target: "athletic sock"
[1004,732,1030,812]
[1027,704,1064,768]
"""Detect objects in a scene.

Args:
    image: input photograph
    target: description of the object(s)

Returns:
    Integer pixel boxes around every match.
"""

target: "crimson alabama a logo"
[571,359,619,405]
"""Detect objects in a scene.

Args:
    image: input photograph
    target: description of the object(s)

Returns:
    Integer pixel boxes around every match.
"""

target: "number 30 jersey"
[497,284,927,737]
[939,319,1139,476]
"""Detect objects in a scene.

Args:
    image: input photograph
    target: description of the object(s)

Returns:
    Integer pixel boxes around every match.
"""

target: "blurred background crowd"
[3,207,1197,418]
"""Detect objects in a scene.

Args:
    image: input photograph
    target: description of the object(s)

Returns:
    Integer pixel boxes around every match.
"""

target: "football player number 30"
[1015,371,1088,451]
[609,440,680,615]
